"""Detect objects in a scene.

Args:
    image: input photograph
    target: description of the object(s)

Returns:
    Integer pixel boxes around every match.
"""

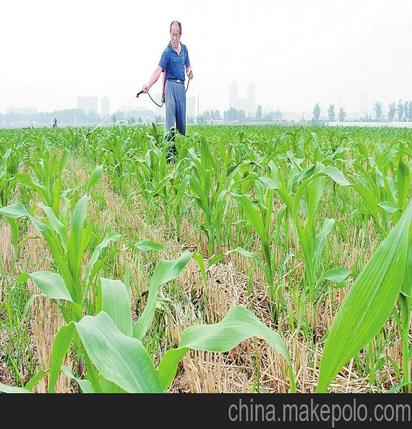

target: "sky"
[1,0,412,115]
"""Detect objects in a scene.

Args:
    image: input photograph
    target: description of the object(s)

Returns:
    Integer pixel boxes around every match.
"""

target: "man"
[143,20,193,160]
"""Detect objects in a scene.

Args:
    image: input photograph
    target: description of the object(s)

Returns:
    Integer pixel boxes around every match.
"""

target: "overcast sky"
[1,0,411,114]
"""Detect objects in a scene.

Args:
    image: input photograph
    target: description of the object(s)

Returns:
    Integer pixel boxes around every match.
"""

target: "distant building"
[77,97,98,115]
[246,83,255,115]
[228,82,255,114]
[100,97,110,116]
[229,82,238,108]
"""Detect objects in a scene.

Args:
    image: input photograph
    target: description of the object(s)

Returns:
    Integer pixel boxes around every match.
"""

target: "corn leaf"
[133,252,192,340]
[135,239,164,252]
[0,383,30,393]
[0,202,29,218]
[100,278,132,336]
[61,366,94,393]
[30,271,73,302]
[75,312,162,393]
[84,232,121,283]
[320,268,351,284]
[157,306,294,392]
[48,322,75,393]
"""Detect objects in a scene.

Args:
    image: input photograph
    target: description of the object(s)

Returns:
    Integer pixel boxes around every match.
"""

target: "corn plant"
[187,139,231,256]
[230,160,281,310]
[0,148,20,207]
[273,161,351,301]
[0,195,120,322]
[17,149,69,216]
[351,144,411,236]
[317,200,412,392]
[132,139,173,214]
[0,252,295,393]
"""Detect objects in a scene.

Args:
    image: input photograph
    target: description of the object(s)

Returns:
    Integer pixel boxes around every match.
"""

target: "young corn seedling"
[133,139,174,220]
[229,160,281,314]
[350,143,410,236]
[0,195,120,322]
[0,252,295,393]
[188,139,231,256]
[17,149,69,216]
[0,147,20,207]
[271,159,351,329]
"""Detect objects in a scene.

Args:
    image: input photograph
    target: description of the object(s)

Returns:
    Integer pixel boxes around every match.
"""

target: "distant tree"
[398,100,404,121]
[338,107,346,122]
[403,101,409,121]
[313,103,321,122]
[262,110,282,121]
[327,104,335,122]
[256,105,262,121]
[388,102,397,121]
[408,101,412,121]
[374,102,383,121]
[223,107,247,122]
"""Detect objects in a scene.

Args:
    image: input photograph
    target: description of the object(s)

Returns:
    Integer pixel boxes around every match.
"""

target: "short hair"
[170,20,182,35]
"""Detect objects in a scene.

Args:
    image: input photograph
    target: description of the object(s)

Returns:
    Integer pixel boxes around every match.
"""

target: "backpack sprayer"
[84,76,191,138]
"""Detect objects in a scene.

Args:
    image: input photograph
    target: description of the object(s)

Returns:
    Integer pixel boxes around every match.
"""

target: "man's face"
[170,24,181,49]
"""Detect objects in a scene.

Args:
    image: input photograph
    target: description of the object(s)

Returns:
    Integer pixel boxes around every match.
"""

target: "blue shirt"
[159,42,190,82]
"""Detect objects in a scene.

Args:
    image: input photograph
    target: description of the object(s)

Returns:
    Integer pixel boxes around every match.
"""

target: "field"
[0,124,411,393]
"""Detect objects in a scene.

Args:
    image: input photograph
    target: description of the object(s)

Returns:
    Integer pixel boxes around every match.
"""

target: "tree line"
[312,100,412,122]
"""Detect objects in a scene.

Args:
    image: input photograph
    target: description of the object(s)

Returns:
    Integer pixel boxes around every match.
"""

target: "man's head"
[170,20,182,50]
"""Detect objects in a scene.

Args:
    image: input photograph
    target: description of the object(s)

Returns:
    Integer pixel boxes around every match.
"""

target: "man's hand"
[188,70,193,80]
[142,84,150,93]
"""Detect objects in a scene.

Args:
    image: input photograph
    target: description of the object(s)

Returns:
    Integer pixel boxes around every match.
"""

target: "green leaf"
[320,268,351,284]
[317,200,412,392]
[135,239,165,252]
[85,232,121,283]
[396,157,409,211]
[257,176,279,190]
[100,278,133,336]
[85,165,104,191]
[134,252,192,340]
[0,202,29,218]
[313,218,335,267]
[24,369,47,391]
[378,201,400,214]
[319,166,351,187]
[233,194,266,242]
[192,252,207,286]
[38,203,67,248]
[401,228,412,298]
[227,247,266,275]
[157,306,295,392]
[0,383,30,393]
[208,253,225,267]
[75,312,162,393]
[61,366,94,393]
[48,322,75,393]
[67,195,89,300]
[30,271,73,302]
[16,272,30,284]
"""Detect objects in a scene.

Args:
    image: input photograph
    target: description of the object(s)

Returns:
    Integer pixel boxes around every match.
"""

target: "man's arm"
[186,65,193,79]
[143,65,163,92]
[184,46,193,79]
